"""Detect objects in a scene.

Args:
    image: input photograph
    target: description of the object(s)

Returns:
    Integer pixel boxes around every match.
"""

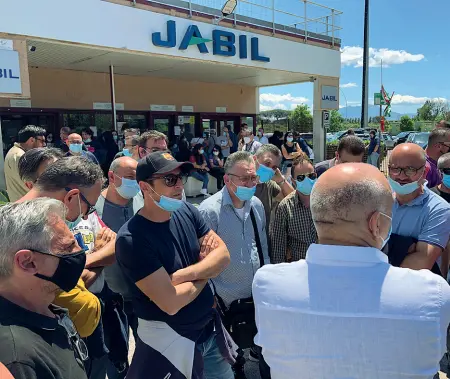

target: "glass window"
[154,118,169,135]
[124,114,147,132]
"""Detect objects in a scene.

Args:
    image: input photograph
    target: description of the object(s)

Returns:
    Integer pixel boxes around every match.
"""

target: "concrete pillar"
[312,76,339,163]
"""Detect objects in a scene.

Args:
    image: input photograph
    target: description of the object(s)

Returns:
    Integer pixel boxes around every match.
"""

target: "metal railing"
[142,0,342,46]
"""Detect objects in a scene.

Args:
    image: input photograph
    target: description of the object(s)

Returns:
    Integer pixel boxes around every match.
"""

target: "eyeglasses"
[441,143,450,148]
[68,141,83,145]
[59,314,89,361]
[389,165,425,177]
[143,147,166,153]
[441,168,450,175]
[36,137,46,144]
[151,173,189,187]
[295,173,317,182]
[228,173,258,185]
[65,188,96,216]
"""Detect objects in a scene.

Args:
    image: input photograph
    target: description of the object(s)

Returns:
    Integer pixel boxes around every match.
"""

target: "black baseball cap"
[136,151,193,182]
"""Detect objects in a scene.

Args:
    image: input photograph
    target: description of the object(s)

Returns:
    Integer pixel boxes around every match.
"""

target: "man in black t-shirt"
[116,151,233,379]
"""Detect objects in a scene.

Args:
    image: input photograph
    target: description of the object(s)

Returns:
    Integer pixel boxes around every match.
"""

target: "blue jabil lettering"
[152,21,270,62]
[0,69,19,79]
[322,95,337,101]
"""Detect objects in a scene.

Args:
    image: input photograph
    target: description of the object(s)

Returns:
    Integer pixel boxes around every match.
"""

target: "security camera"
[29,46,36,52]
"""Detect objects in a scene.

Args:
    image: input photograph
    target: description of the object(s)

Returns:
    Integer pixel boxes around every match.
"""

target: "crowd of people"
[1,120,450,379]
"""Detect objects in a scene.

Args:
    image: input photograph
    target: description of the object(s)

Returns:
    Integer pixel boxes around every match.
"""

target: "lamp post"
[339,88,348,119]
[360,0,369,129]
[214,0,238,24]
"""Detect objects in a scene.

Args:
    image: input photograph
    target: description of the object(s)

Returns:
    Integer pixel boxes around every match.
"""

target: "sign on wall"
[322,110,330,129]
[321,85,338,110]
[0,50,21,94]
[93,102,125,110]
[152,20,270,63]
[10,99,31,108]
[151,104,176,112]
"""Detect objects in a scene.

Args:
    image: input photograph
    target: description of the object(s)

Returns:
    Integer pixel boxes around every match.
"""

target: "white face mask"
[244,137,251,144]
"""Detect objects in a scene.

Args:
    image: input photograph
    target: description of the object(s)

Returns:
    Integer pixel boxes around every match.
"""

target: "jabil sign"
[152,20,270,62]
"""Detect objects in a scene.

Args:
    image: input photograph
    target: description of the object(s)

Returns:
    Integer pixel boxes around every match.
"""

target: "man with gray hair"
[95,156,142,339]
[425,128,450,187]
[0,198,89,379]
[114,135,140,160]
[199,151,269,376]
[253,163,450,379]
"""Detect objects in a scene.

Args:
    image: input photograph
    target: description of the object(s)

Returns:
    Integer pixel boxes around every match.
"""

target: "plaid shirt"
[270,191,317,263]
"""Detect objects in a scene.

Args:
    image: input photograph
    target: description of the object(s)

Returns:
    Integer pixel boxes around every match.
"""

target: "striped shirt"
[198,187,270,307]
[270,191,317,263]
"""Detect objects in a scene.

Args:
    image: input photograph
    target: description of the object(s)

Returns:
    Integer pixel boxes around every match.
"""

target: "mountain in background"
[339,105,415,121]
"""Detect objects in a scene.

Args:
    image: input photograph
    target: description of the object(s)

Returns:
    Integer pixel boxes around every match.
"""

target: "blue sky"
[259,0,450,115]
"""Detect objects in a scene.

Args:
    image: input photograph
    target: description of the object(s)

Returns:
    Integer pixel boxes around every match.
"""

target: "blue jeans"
[197,332,234,379]
[191,171,209,189]
[367,152,380,167]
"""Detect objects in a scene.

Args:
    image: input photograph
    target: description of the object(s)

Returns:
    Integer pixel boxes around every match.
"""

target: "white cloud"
[391,94,447,105]
[341,46,425,68]
[260,93,309,104]
[340,82,357,88]
[259,93,309,111]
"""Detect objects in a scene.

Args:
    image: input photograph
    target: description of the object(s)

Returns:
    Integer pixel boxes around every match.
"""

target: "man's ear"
[368,211,381,240]
[108,171,115,184]
[25,181,34,190]
[15,250,38,274]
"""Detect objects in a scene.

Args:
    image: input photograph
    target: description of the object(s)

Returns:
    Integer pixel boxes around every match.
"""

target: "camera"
[29,46,36,52]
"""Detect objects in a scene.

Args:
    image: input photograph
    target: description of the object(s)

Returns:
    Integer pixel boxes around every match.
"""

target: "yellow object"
[54,278,101,338]
[4,144,28,202]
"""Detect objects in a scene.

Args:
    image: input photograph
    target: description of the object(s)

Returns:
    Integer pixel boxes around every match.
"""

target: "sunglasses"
[151,173,189,187]
[295,173,317,182]
[65,188,96,216]
[441,168,450,175]
[59,314,89,361]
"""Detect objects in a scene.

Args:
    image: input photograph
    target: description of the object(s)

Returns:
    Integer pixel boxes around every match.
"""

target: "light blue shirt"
[392,186,450,249]
[253,244,450,379]
[198,186,269,307]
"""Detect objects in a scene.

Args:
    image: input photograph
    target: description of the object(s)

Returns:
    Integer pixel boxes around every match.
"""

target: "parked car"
[393,131,413,146]
[382,133,395,149]
[407,132,429,149]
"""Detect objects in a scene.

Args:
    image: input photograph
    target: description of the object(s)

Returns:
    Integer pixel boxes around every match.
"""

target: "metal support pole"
[188,0,192,18]
[109,65,118,132]
[360,0,369,129]
[271,1,275,35]
[234,11,237,27]
[304,1,308,42]
[326,16,329,36]
[331,9,335,47]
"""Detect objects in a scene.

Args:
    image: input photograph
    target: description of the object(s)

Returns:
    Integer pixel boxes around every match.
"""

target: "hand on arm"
[400,241,442,270]
[273,168,294,200]
[85,228,116,268]
[81,268,104,289]
[136,267,208,316]
[170,230,230,286]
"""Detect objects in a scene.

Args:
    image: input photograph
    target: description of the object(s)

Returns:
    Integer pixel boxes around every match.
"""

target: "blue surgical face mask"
[379,212,392,250]
[443,174,450,188]
[122,149,132,157]
[69,143,83,154]
[233,184,256,201]
[65,195,83,230]
[256,163,275,183]
[149,187,183,212]
[388,177,420,195]
[296,178,317,195]
[115,177,140,199]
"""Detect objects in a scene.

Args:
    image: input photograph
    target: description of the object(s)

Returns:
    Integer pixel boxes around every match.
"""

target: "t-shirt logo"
[162,153,175,161]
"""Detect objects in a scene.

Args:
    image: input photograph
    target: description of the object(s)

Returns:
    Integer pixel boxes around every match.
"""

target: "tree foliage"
[329,109,345,132]
[289,105,313,132]
[416,100,449,121]
[260,109,291,121]
[399,115,414,132]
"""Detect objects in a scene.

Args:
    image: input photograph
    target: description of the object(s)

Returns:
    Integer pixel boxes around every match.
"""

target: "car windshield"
[412,133,430,144]
[397,132,409,138]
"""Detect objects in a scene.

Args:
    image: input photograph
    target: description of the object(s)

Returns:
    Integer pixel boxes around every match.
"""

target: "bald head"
[311,163,393,226]
[67,133,82,146]
[391,143,426,166]
[389,143,426,185]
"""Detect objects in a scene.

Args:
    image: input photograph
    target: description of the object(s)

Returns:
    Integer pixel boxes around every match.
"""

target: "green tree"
[329,109,345,132]
[399,115,414,132]
[289,104,313,132]
[417,100,449,121]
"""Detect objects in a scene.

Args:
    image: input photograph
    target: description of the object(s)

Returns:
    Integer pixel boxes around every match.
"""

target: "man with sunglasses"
[389,143,450,271]
[271,155,317,264]
[0,199,89,379]
[424,128,450,188]
[116,151,233,379]
[5,125,47,202]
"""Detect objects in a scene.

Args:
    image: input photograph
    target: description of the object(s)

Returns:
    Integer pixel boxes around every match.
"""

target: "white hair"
[224,151,254,174]
[438,153,450,170]
[310,179,391,226]
[0,198,66,278]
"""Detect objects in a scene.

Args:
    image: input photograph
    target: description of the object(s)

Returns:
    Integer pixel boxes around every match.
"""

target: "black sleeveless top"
[283,143,298,162]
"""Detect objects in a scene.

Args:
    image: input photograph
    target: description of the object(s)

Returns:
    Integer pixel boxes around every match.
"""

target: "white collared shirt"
[253,244,450,379]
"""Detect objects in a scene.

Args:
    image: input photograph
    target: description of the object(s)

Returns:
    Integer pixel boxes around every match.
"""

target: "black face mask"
[33,249,86,292]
